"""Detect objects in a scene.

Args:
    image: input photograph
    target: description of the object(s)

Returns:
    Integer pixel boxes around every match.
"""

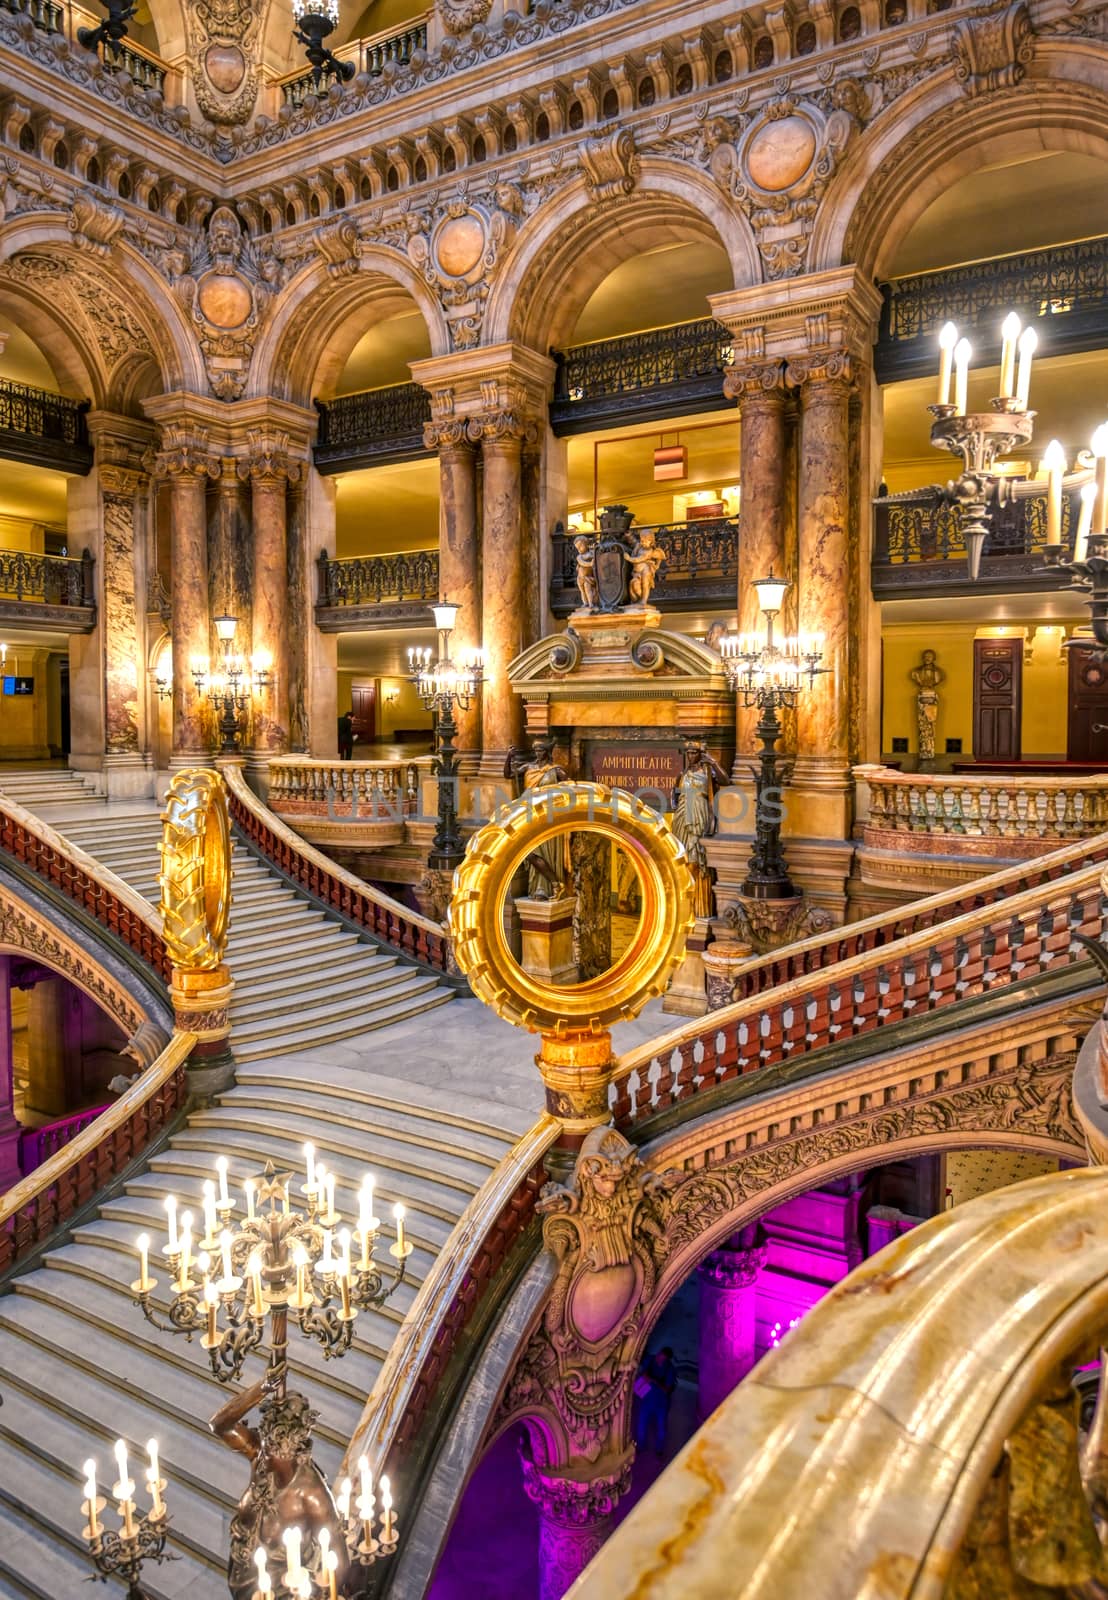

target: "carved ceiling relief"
[172,205,275,399]
[400,183,525,349]
[0,249,154,387]
[186,0,272,126]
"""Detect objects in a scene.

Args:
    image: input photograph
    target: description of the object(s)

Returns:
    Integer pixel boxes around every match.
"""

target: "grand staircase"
[0,766,104,812]
[0,1063,522,1599]
[54,812,454,1061]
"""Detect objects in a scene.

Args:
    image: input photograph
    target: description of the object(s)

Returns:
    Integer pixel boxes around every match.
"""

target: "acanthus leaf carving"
[313,217,361,278]
[67,192,126,256]
[187,0,270,126]
[171,206,274,401]
[951,0,1035,96]
[578,126,640,201]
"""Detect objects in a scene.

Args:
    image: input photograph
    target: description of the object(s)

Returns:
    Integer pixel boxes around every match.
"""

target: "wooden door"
[350,682,376,746]
[973,638,1022,762]
[1067,646,1108,763]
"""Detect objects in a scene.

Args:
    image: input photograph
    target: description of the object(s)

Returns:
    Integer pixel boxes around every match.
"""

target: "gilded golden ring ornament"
[159,768,232,972]
[450,783,694,1035]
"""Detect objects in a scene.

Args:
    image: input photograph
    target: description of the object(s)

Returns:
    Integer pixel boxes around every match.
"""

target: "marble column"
[697,1237,767,1422]
[239,431,302,769]
[521,1458,632,1600]
[724,361,790,775]
[428,423,481,764]
[0,957,20,1189]
[476,415,533,777]
[98,463,150,790]
[153,426,220,762]
[787,352,854,802]
[286,474,310,753]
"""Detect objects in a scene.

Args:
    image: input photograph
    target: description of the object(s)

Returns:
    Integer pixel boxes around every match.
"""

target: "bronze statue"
[211,1378,351,1600]
[671,740,729,918]
[504,741,572,899]
[623,529,666,606]
[909,648,945,770]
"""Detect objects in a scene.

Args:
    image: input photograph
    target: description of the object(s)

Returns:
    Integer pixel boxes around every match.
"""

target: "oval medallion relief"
[434,214,486,279]
[746,115,818,192]
[204,43,247,94]
[197,271,253,330]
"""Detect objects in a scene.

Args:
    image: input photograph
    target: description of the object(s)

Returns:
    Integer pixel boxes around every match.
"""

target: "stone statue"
[504,740,572,899]
[573,535,600,611]
[909,648,946,771]
[622,529,666,606]
[671,740,730,918]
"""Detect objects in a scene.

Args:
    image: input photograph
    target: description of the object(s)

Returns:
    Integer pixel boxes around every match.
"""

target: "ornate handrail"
[610,845,1107,1128]
[0,0,62,34]
[0,790,168,982]
[18,1103,109,1175]
[858,763,1108,851]
[0,546,94,608]
[550,516,738,614]
[223,763,454,974]
[280,19,430,106]
[574,1165,1108,1598]
[316,548,439,609]
[269,756,430,817]
[550,319,733,431]
[314,383,432,472]
[343,1115,557,1476]
[0,378,92,473]
[0,1031,193,1274]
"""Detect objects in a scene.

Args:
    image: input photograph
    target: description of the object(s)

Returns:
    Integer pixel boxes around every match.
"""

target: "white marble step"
[229,967,435,1026]
[233,987,453,1058]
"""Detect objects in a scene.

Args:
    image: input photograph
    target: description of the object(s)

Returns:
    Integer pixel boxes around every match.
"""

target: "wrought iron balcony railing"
[876,234,1108,383]
[550,515,738,616]
[281,19,430,107]
[871,483,1079,598]
[0,379,92,474]
[0,548,95,621]
[550,319,735,433]
[314,383,432,473]
[315,547,440,629]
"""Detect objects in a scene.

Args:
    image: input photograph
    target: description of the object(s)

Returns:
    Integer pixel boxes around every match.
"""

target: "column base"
[517,894,578,986]
[662,915,712,1016]
[102,751,155,799]
[172,966,236,1099]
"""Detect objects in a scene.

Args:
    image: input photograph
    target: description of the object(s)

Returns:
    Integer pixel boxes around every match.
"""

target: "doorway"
[1066,645,1108,763]
[350,681,376,746]
[972,638,1022,762]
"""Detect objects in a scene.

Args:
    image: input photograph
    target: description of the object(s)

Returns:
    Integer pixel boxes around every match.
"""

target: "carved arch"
[0,890,155,1038]
[483,160,759,352]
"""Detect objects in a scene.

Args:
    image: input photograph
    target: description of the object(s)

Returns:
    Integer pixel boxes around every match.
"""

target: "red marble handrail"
[224,764,452,975]
[0,1033,193,1274]
[0,797,169,983]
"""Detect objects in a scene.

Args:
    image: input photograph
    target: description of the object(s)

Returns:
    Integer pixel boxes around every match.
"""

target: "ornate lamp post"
[77,0,137,59]
[292,0,356,87]
[719,573,825,900]
[409,600,484,874]
[192,613,271,756]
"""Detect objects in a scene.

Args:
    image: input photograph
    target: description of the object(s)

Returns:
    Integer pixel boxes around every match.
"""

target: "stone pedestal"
[171,965,236,1099]
[521,1458,632,1600]
[564,605,662,665]
[701,934,754,1010]
[662,914,712,1016]
[517,895,578,986]
[101,751,155,799]
[697,1240,766,1422]
[728,891,836,953]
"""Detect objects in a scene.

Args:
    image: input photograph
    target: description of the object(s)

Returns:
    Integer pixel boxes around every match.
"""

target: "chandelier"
[191,613,271,755]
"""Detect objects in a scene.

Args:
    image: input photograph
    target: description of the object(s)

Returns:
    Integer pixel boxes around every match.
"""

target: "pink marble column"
[98,463,145,757]
[697,1237,767,1421]
[154,426,220,761]
[429,425,481,764]
[725,362,790,774]
[239,432,303,757]
[521,1458,631,1600]
[476,416,533,776]
[787,352,854,788]
[0,956,20,1188]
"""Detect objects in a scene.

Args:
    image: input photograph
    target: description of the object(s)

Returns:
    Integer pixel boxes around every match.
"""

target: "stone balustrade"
[268,755,429,818]
[855,764,1108,857]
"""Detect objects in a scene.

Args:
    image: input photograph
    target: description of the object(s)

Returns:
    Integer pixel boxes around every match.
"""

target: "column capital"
[423,417,474,451]
[98,462,148,499]
[410,341,553,441]
[149,422,222,481]
[236,426,306,485]
[520,1458,633,1527]
[710,267,882,371]
[723,359,788,403]
[466,409,538,446]
[699,1240,768,1290]
[786,349,855,393]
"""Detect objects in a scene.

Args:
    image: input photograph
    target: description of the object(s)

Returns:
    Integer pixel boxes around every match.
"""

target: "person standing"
[635,1345,677,1457]
[337,710,354,761]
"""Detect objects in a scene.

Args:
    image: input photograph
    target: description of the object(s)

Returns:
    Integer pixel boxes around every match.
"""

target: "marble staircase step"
[229,967,434,1026]
[232,987,453,1059]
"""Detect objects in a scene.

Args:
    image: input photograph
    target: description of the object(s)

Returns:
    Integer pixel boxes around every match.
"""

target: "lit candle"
[953,338,972,417]
[358,1178,376,1270]
[998,311,1020,399]
[283,1526,303,1586]
[219,1229,235,1288]
[281,1178,290,1216]
[381,1474,394,1543]
[318,1528,331,1581]
[292,1243,309,1306]
[324,1550,339,1600]
[1042,439,1066,547]
[1075,482,1098,563]
[937,321,958,406]
[391,1201,410,1260]
[253,1547,272,1597]
[202,1180,217,1244]
[338,1228,352,1318]
[83,1458,100,1539]
[244,1178,256,1222]
[113,1438,132,1498]
[203,1281,219,1346]
[163,1193,178,1255]
[177,1213,193,1293]
[249,1252,265,1320]
[1015,325,1037,410]
[146,1439,165,1519]
[135,1232,152,1292]
[1093,424,1108,537]
[216,1156,230,1210]
[324,1171,337,1222]
[320,1229,334,1275]
[337,1476,352,1521]
[359,1454,373,1516]
[304,1142,316,1194]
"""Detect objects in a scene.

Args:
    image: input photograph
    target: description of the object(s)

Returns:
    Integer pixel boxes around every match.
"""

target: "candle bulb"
[177,1212,193,1292]
[1042,439,1067,547]
[216,1155,230,1209]
[359,1454,373,1517]
[998,311,1021,399]
[202,1180,217,1244]
[249,1252,265,1319]
[244,1178,256,1222]
[146,1439,165,1519]
[325,1171,337,1222]
[337,1476,352,1521]
[324,1550,339,1600]
[163,1193,178,1255]
[953,338,972,417]
[113,1438,132,1499]
[391,1201,411,1260]
[338,1228,353,1319]
[253,1547,272,1597]
[937,320,958,406]
[1015,325,1037,410]
[1093,424,1108,537]
[134,1232,152,1293]
[203,1281,219,1346]
[291,1243,310,1307]
[83,1458,101,1540]
[283,1526,303,1585]
[381,1474,395,1546]
[1075,482,1098,563]
[304,1142,316,1194]
[219,1229,235,1288]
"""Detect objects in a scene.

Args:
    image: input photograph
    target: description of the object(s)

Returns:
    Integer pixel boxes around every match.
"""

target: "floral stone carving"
[172,206,275,401]
[186,0,271,125]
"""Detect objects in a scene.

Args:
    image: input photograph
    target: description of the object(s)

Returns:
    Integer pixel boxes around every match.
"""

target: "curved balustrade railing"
[316,547,440,610]
[0,1031,193,1275]
[268,756,428,818]
[610,847,1107,1129]
[858,763,1108,850]
[223,764,454,975]
[570,1164,1108,1599]
[0,791,169,981]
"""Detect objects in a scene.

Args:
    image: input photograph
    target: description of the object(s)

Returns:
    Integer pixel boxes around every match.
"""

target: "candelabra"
[192,613,272,755]
[409,600,484,873]
[719,572,825,899]
[292,0,356,87]
[80,1439,171,1600]
[77,0,137,59]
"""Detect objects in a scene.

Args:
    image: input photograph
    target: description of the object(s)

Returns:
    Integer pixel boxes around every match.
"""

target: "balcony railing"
[871,482,1082,598]
[95,37,168,93]
[550,319,734,433]
[269,757,426,823]
[550,516,738,616]
[0,547,96,627]
[876,234,1108,383]
[316,547,439,630]
[314,383,432,474]
[0,0,62,32]
[0,379,92,474]
[280,18,430,107]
